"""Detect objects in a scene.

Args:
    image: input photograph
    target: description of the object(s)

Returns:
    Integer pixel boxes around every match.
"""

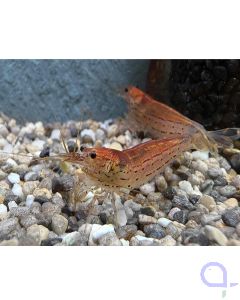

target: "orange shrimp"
[55,137,191,194]
[124,86,236,154]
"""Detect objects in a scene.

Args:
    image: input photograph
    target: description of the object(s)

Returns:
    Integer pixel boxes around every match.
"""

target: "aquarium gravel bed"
[0,113,240,246]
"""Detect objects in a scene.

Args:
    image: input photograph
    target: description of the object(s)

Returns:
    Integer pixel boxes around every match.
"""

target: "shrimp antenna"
[74,121,82,153]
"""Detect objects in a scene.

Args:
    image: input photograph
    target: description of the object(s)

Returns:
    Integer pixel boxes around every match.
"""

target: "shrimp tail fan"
[208,128,240,148]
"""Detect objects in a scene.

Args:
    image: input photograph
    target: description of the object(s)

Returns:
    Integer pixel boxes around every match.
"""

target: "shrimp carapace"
[56,137,192,193]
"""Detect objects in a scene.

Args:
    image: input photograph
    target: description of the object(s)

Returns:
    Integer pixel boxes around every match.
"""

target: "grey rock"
[181,229,209,246]
[42,202,61,222]
[51,175,74,193]
[172,195,194,210]
[51,214,68,235]
[20,214,38,228]
[219,185,237,197]
[143,224,166,239]
[157,235,176,246]
[209,190,227,202]
[140,206,155,217]
[41,237,62,246]
[62,231,85,246]
[200,214,221,225]
[98,232,122,246]
[162,186,177,200]
[217,157,231,171]
[214,176,228,187]
[0,217,19,239]
[165,223,181,239]
[222,208,240,227]
[200,179,214,194]
[10,206,30,217]
[24,171,38,181]
[173,210,189,224]
[208,167,222,178]
[188,211,203,224]
[116,225,138,240]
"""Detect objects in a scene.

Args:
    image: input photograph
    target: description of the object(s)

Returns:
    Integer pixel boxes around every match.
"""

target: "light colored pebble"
[192,150,209,161]
[224,198,239,208]
[157,217,172,227]
[120,238,129,246]
[7,173,20,184]
[33,188,52,199]
[95,128,106,141]
[26,195,35,207]
[231,175,240,189]
[62,231,82,246]
[88,224,103,246]
[124,200,142,212]
[109,142,123,151]
[199,195,216,212]
[11,184,23,198]
[107,124,119,138]
[92,224,115,242]
[114,195,127,227]
[50,129,61,141]
[22,181,39,196]
[157,235,176,246]
[0,124,9,137]
[139,182,155,196]
[0,204,7,220]
[138,214,157,225]
[51,214,68,235]
[204,225,228,246]
[192,160,208,174]
[179,180,193,194]
[6,158,18,167]
[24,171,38,182]
[0,238,19,246]
[8,201,18,210]
[155,175,168,192]
[27,224,49,245]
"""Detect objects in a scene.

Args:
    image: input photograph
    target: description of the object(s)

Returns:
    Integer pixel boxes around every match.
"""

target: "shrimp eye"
[90,151,96,159]
[124,87,128,93]
[80,145,85,152]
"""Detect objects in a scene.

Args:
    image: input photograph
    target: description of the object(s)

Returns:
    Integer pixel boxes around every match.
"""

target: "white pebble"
[92,224,115,242]
[8,201,18,209]
[135,235,154,242]
[12,184,23,197]
[89,224,102,246]
[7,173,20,184]
[158,217,172,227]
[32,139,45,151]
[120,239,129,246]
[192,150,209,161]
[26,195,35,207]
[6,158,18,167]
[0,204,7,219]
[140,182,155,196]
[114,195,127,227]
[50,129,61,141]
[178,180,193,194]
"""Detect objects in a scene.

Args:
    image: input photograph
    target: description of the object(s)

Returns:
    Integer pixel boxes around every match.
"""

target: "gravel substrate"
[1,113,240,246]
